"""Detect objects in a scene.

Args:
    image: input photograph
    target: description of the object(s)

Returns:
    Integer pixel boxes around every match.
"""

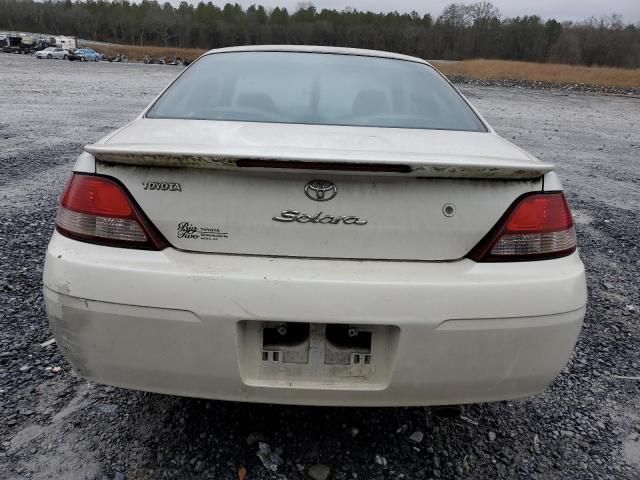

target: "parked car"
[68,48,101,62]
[35,47,68,59]
[43,46,587,407]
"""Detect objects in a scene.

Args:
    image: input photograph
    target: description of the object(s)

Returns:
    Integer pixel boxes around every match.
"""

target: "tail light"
[56,174,167,250]
[468,192,576,262]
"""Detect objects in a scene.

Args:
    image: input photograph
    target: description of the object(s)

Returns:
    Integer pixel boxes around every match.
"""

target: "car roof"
[203,45,431,66]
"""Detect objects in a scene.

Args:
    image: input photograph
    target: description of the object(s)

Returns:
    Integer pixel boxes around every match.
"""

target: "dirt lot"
[0,54,639,480]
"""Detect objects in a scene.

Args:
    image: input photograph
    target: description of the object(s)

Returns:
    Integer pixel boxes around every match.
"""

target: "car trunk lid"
[91,120,548,261]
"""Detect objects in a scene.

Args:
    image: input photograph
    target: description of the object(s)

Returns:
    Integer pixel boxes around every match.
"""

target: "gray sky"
[230,0,640,22]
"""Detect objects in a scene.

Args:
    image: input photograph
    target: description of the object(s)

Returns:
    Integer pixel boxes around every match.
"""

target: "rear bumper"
[43,232,587,406]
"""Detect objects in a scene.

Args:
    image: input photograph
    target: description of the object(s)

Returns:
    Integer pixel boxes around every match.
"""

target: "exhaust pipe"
[431,405,462,418]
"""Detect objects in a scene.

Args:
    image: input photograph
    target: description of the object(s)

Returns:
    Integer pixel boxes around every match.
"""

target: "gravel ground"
[448,75,640,97]
[1,53,639,480]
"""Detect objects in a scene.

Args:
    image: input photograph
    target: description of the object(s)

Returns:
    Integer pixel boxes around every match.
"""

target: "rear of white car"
[43,46,586,406]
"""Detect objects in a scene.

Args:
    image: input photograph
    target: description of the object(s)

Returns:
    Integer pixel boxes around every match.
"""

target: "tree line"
[1,0,639,68]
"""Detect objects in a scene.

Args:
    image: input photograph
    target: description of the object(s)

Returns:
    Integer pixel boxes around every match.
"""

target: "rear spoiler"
[85,144,554,180]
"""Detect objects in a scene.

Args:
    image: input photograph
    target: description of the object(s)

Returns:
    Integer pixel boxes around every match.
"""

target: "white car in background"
[43,46,587,407]
[35,47,68,60]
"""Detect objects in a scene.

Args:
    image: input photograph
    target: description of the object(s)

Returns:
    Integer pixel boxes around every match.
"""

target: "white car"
[43,46,587,407]
[35,47,68,60]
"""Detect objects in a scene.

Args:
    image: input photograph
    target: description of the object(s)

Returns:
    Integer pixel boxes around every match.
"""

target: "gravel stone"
[533,434,541,455]
[246,432,265,446]
[375,455,387,467]
[308,463,330,480]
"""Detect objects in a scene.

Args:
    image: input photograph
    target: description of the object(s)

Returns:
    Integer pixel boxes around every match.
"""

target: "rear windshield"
[147,51,486,132]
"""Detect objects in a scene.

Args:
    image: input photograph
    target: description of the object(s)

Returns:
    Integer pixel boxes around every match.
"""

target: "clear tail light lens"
[56,174,167,250]
[468,192,577,262]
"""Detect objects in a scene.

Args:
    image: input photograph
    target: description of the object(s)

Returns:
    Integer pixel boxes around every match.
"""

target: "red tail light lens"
[56,174,167,250]
[468,192,576,262]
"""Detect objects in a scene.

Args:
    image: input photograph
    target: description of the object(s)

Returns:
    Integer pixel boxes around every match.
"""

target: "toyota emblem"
[304,180,337,202]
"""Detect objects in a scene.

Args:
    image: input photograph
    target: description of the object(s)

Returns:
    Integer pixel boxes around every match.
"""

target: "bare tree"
[439,3,470,27]
[466,1,500,23]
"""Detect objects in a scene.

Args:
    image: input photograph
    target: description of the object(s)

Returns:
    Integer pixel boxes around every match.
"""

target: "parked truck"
[54,36,77,50]
[19,35,37,53]
[0,33,41,54]
[1,32,76,54]
[1,34,23,53]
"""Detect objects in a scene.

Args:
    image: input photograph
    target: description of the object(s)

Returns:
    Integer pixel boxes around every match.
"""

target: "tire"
[94,56,99,62]
[47,54,52,59]
[63,54,67,60]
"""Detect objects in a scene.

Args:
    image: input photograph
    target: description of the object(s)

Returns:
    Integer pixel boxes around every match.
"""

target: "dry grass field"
[88,43,640,89]
[435,59,640,88]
